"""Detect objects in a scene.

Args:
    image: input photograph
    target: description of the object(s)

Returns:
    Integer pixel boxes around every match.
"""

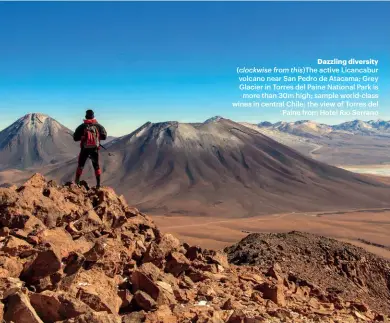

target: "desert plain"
[155,208,390,260]
[154,167,390,260]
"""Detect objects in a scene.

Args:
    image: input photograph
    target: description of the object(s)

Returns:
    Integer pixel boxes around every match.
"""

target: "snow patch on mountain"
[203,116,224,124]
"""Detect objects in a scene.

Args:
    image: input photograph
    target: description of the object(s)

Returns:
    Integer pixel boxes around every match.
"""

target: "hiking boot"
[96,175,101,189]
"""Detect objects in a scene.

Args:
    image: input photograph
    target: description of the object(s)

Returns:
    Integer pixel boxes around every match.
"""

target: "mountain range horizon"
[2,112,390,217]
[2,112,390,171]
[3,112,390,137]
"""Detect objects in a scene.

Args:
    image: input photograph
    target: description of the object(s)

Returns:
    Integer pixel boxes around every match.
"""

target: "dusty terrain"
[154,208,390,260]
[0,169,35,188]
[2,174,389,322]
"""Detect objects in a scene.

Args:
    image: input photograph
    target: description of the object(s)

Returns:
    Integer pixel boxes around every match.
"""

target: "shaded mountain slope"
[0,113,78,170]
[45,118,390,216]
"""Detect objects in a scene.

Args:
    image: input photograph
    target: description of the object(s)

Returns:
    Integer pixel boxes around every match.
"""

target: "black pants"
[76,148,101,177]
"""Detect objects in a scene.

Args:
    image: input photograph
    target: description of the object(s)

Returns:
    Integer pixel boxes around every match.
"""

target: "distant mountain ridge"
[258,119,390,137]
[0,113,78,170]
[240,118,390,166]
[2,114,390,215]
[44,117,390,216]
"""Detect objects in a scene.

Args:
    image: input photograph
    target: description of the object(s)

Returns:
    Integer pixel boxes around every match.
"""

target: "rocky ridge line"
[0,174,388,322]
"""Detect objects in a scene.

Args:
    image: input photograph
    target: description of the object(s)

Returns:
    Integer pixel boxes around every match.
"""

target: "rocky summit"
[0,174,389,322]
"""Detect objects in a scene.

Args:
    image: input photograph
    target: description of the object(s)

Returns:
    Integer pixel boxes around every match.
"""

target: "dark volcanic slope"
[46,118,390,216]
[225,231,390,315]
[0,113,78,170]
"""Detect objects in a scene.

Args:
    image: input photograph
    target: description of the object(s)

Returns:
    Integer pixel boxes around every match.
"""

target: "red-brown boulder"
[4,292,43,323]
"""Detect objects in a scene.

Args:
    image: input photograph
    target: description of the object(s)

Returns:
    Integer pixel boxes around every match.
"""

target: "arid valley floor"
[154,208,390,260]
[154,166,390,261]
[152,166,390,260]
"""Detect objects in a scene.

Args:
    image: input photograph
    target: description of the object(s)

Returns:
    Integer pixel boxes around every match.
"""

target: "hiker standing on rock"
[73,110,107,188]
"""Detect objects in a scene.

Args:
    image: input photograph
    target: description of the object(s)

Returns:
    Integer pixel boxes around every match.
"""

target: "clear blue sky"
[0,2,389,136]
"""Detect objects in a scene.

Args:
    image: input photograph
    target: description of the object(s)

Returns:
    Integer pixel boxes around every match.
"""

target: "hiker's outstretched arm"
[73,125,83,141]
[99,125,107,141]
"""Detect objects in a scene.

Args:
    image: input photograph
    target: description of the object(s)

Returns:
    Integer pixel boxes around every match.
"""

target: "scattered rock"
[143,242,165,268]
[58,311,121,323]
[117,289,132,311]
[222,298,243,310]
[122,311,146,323]
[156,281,174,295]
[134,290,157,311]
[29,290,92,322]
[225,231,390,315]
[1,235,31,256]
[84,241,105,262]
[69,269,122,315]
[206,250,229,269]
[266,263,283,283]
[21,247,62,283]
[131,269,160,301]
[158,234,181,255]
[165,252,190,277]
[256,282,286,307]
[4,292,44,323]
[0,174,387,323]
[23,173,46,188]
[64,252,85,275]
[186,245,202,261]
[144,305,178,323]
[0,255,23,277]
[0,277,24,299]
[227,309,246,323]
